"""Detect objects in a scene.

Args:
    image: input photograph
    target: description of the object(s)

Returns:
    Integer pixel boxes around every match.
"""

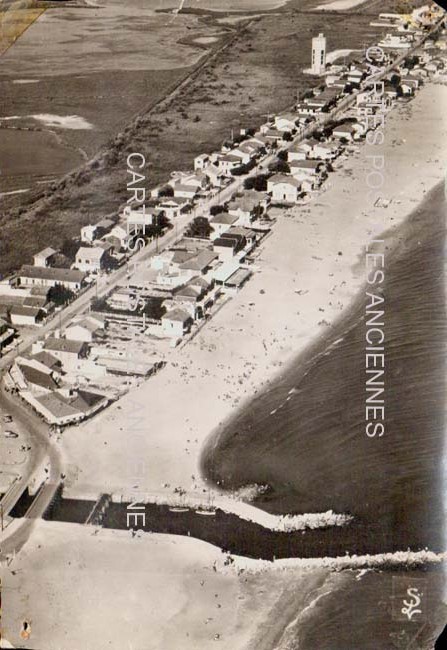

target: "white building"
[81,224,97,244]
[312,33,326,75]
[75,247,105,274]
[33,247,57,268]
[267,174,301,203]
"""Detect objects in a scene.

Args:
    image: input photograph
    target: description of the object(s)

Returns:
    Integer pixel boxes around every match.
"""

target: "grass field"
[0,0,426,275]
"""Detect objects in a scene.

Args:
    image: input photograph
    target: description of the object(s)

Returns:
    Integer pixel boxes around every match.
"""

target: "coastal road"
[0,381,62,557]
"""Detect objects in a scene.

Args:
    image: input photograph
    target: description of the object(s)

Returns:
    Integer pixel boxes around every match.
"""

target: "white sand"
[316,0,368,10]
[326,48,359,64]
[1,520,328,650]
[31,114,94,130]
[61,84,447,508]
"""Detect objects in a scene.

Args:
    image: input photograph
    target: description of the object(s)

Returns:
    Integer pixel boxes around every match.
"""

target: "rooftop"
[18,363,58,391]
[76,246,105,261]
[19,265,86,284]
[163,307,192,323]
[209,212,238,225]
[35,247,57,259]
[44,337,87,355]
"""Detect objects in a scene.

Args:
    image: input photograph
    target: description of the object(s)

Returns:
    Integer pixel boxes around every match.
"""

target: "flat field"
[0,2,387,275]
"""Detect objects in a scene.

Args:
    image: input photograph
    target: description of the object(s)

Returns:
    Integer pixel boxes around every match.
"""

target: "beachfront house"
[313,142,340,160]
[161,308,193,338]
[289,159,326,179]
[331,123,358,142]
[227,191,270,226]
[267,174,301,203]
[288,144,308,162]
[212,260,251,294]
[209,212,239,239]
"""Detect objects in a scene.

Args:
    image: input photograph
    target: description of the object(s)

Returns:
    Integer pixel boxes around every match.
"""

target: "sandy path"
[61,84,447,508]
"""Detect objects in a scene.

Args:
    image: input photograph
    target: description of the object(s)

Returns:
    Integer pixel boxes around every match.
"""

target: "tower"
[311,33,327,75]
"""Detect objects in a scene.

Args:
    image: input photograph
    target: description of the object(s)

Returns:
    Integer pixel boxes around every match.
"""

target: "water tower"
[312,33,327,75]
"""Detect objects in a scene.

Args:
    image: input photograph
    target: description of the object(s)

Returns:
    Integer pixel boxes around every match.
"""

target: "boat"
[195,508,216,516]
[169,507,189,513]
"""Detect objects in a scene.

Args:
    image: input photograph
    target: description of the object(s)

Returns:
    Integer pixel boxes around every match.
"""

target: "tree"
[244,177,255,191]
[48,284,75,306]
[277,149,288,161]
[390,73,401,87]
[61,239,80,262]
[210,204,228,216]
[158,185,174,197]
[185,217,213,239]
[268,159,290,174]
[252,173,270,192]
[282,132,293,142]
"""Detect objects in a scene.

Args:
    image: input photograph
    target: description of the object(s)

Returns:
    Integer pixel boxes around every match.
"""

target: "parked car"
[3,430,18,438]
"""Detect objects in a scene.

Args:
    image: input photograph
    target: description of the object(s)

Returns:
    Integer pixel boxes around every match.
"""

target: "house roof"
[174,183,199,194]
[268,174,301,187]
[220,154,241,163]
[175,285,201,299]
[44,337,87,355]
[289,160,324,169]
[10,305,42,318]
[64,389,107,413]
[179,250,218,272]
[23,296,48,309]
[34,392,83,419]
[95,218,114,230]
[35,247,57,259]
[171,250,197,265]
[188,276,210,290]
[209,212,238,225]
[158,197,190,207]
[18,363,58,391]
[333,123,356,133]
[77,246,105,261]
[32,351,62,370]
[19,265,86,284]
[163,308,192,323]
[213,260,241,283]
[213,237,238,249]
[66,318,102,334]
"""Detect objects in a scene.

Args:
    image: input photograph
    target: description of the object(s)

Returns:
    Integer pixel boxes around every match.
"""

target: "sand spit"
[316,0,369,10]
[1,520,328,650]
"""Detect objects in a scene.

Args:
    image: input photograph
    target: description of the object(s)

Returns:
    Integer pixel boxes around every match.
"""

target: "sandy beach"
[59,83,447,510]
[1,519,329,650]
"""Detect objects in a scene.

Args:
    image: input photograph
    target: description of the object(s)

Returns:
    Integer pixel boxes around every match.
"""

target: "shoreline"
[59,82,447,515]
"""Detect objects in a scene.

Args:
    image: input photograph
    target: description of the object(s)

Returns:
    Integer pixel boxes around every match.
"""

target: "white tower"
[311,33,327,75]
